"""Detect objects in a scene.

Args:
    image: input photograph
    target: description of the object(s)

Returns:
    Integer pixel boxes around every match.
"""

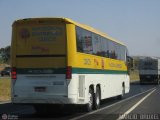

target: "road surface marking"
[117,88,156,120]
[71,87,156,120]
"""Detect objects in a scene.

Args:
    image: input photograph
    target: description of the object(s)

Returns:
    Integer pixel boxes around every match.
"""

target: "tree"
[0,46,10,64]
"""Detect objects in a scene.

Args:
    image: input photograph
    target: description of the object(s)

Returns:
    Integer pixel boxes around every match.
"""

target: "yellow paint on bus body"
[16,58,66,68]
[69,52,127,71]
[12,18,127,72]
[66,23,127,71]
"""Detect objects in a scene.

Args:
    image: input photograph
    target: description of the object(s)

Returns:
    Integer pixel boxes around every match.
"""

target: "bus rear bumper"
[12,96,78,104]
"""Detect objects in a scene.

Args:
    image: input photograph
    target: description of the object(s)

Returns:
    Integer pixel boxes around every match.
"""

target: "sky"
[0,0,160,57]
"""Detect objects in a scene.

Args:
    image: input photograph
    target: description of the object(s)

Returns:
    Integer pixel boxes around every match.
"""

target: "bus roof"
[13,17,125,46]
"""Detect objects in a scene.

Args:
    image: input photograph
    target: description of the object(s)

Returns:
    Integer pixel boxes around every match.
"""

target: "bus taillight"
[11,67,17,79]
[66,66,72,79]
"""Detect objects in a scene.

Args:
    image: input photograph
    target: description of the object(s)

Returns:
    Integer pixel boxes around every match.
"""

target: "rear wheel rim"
[122,87,125,97]
[95,88,100,109]
[88,92,93,109]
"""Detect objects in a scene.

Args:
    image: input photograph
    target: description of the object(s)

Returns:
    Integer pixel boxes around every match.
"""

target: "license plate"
[34,87,46,92]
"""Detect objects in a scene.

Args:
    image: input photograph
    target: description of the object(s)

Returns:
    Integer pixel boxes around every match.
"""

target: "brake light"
[11,67,17,79]
[66,66,72,79]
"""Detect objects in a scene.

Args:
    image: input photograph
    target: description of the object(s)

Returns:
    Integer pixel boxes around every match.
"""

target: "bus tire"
[94,86,100,110]
[85,87,94,112]
[117,86,125,100]
[122,86,125,97]
[157,80,160,85]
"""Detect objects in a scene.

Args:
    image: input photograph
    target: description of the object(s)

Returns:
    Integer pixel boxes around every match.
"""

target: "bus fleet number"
[84,58,91,65]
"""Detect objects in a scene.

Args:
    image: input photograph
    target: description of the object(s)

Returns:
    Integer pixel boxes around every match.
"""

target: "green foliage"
[0,46,10,64]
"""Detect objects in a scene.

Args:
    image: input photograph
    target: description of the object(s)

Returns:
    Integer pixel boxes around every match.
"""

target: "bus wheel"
[85,88,94,112]
[122,86,125,97]
[94,87,100,110]
[117,86,125,100]
[157,80,160,85]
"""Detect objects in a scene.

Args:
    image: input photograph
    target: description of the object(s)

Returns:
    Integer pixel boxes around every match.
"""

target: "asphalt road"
[0,82,159,120]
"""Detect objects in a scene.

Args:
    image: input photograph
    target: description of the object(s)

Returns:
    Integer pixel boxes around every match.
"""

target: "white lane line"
[117,88,156,120]
[71,87,156,120]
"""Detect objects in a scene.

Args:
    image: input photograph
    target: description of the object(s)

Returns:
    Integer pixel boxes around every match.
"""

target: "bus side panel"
[66,24,77,67]
[72,74,129,104]
[93,74,129,100]
[66,23,79,104]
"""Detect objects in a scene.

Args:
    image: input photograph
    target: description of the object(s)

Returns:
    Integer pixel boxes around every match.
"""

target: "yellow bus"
[11,18,130,112]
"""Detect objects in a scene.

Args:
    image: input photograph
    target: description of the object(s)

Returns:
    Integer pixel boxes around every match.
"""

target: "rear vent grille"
[79,75,85,98]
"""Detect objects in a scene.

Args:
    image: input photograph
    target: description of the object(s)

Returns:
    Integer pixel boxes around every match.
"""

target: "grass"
[0,77,11,102]
[129,70,140,82]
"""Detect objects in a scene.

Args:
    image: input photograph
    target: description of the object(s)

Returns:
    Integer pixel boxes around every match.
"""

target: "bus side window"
[101,38,109,58]
[92,33,102,56]
[76,27,83,52]
[76,27,93,54]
